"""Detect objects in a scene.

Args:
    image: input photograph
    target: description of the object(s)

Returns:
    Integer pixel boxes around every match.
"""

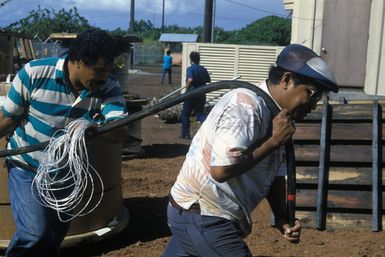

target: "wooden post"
[371,101,382,231]
[203,0,213,43]
[316,96,332,230]
[161,0,165,33]
[130,0,135,34]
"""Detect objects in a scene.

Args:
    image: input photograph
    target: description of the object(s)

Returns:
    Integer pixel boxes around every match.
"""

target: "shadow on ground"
[141,144,190,158]
[60,196,170,257]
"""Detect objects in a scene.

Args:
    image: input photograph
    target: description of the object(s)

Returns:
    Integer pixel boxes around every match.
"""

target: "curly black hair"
[268,65,316,87]
[189,51,200,64]
[67,28,120,66]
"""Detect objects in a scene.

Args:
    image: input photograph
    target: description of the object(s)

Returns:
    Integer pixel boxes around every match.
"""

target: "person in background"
[0,28,128,257]
[13,63,20,74]
[180,51,211,139]
[161,49,173,85]
[164,44,338,256]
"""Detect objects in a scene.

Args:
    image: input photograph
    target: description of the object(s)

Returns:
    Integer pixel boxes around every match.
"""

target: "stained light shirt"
[170,80,286,236]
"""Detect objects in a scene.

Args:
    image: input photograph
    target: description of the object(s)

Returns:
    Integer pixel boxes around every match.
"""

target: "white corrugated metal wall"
[181,43,283,106]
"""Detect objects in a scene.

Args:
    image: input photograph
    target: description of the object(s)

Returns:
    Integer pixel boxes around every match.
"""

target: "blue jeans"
[6,162,70,257]
[181,96,206,138]
[163,203,252,257]
[162,68,172,84]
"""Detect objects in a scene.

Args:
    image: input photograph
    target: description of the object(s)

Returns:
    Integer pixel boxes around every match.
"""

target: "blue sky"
[0,0,289,32]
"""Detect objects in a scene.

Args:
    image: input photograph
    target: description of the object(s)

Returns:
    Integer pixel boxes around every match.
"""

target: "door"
[321,0,371,87]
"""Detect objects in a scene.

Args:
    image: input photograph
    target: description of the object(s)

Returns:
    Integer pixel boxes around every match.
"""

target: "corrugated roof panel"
[238,58,276,63]
[203,63,234,69]
[237,47,277,84]
[199,45,236,51]
[202,58,235,63]
[238,63,272,69]
[199,45,236,83]
[181,43,282,106]
[159,33,198,42]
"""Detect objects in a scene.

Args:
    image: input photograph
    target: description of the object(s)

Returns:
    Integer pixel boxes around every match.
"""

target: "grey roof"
[159,33,198,43]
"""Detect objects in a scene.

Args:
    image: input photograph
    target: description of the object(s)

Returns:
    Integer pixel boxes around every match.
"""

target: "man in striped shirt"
[0,29,128,257]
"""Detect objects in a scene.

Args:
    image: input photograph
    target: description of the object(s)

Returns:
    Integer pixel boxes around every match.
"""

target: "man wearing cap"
[163,44,338,257]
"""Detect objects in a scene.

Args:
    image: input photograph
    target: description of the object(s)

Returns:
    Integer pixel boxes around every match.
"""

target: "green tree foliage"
[5,6,290,46]
[113,16,289,46]
[110,19,159,43]
[0,0,12,7]
[6,6,91,39]
[224,16,291,45]
[109,19,233,45]
[109,27,127,36]
[213,27,232,43]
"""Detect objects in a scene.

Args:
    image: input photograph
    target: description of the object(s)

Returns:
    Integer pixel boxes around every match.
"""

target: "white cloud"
[138,0,199,15]
[59,0,200,15]
[64,0,129,10]
[0,0,286,31]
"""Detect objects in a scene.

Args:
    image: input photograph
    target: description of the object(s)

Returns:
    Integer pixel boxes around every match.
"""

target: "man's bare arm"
[185,78,193,92]
[0,111,16,139]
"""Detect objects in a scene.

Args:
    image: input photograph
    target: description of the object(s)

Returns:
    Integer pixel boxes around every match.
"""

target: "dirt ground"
[60,65,384,257]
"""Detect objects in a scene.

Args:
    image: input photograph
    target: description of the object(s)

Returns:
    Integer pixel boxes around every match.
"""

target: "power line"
[222,0,322,21]
[88,10,255,23]
[87,0,283,21]
[222,0,287,17]
[215,14,258,23]
[85,1,320,27]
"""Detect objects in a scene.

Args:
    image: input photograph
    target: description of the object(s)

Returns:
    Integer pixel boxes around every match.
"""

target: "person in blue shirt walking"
[180,51,211,139]
[0,28,128,257]
[161,49,173,85]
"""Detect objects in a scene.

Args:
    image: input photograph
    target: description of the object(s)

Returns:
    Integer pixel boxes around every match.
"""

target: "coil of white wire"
[32,118,104,222]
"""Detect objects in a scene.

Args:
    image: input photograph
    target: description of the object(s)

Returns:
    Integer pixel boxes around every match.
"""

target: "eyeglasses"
[308,88,324,104]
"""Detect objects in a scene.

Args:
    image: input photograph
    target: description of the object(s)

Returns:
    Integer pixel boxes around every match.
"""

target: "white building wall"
[288,0,325,54]
[286,0,385,96]
[181,43,282,105]
[365,0,385,95]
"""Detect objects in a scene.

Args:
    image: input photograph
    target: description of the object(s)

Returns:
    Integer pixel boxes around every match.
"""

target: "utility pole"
[211,0,216,43]
[130,0,135,34]
[203,0,213,43]
[161,0,165,33]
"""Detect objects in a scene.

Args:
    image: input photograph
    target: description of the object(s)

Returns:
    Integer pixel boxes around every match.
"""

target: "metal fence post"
[316,96,332,230]
[372,101,382,231]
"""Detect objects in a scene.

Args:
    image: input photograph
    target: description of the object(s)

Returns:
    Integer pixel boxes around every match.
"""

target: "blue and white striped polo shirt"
[2,56,127,171]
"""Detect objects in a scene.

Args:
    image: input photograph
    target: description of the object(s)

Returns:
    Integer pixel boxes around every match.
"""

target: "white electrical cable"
[32,118,104,222]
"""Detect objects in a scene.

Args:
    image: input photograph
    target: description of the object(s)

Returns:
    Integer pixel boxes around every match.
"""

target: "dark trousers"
[163,203,252,257]
[162,68,172,84]
[180,96,206,138]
